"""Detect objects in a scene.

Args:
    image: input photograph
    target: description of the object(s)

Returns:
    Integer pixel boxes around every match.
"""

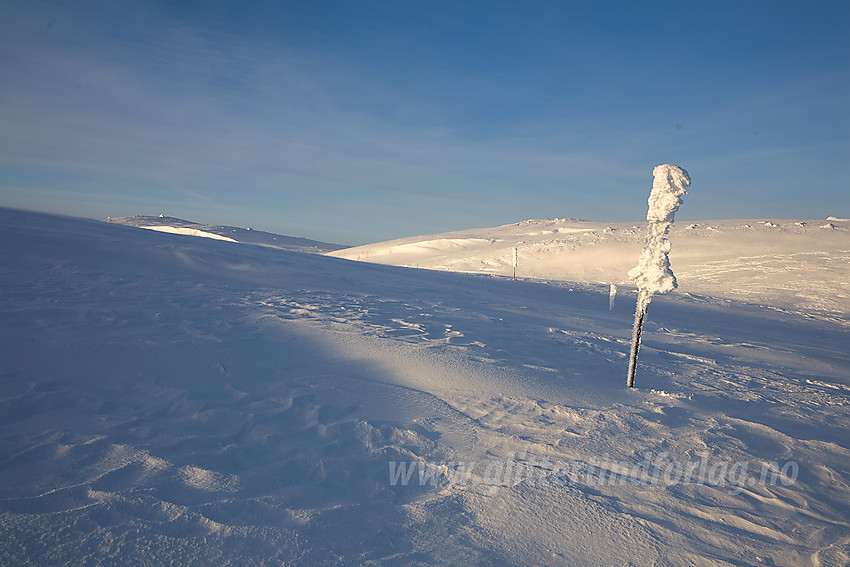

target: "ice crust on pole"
[626,164,690,387]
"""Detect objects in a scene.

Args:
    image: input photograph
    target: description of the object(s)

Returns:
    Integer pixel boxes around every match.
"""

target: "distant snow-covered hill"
[330,217,850,316]
[105,214,347,253]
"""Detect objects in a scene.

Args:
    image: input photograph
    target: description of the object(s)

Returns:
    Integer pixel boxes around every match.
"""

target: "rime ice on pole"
[626,164,690,388]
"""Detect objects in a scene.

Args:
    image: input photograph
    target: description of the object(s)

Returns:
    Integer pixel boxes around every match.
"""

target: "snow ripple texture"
[0,207,848,566]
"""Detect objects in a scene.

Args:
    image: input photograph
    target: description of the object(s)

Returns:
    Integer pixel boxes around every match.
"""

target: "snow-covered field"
[330,217,850,319]
[1,206,849,565]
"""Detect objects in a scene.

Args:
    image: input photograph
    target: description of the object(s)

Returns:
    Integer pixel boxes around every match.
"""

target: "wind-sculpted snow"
[1,207,849,565]
[628,164,690,305]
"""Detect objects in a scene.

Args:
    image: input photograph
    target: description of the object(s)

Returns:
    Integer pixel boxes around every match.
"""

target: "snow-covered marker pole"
[626,164,691,388]
[512,246,518,280]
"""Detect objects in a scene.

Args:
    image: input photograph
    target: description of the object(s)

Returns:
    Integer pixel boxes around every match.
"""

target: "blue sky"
[1,0,848,244]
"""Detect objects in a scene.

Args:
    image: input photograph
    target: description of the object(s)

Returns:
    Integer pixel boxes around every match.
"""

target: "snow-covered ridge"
[139,225,238,242]
[105,215,347,253]
[330,217,850,316]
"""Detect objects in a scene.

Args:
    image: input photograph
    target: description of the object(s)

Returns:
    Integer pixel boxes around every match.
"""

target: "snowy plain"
[330,217,850,319]
[1,207,849,566]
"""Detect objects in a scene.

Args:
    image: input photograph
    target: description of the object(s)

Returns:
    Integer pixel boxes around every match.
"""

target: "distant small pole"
[512,247,518,280]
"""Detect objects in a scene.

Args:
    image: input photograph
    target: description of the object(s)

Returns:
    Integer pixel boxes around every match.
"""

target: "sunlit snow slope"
[106,215,346,254]
[1,207,848,566]
[329,218,850,317]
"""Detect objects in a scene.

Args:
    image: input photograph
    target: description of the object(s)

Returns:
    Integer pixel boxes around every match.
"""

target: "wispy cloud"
[1,1,847,243]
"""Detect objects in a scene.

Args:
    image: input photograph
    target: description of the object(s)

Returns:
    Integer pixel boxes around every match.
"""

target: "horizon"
[1,0,848,244]
[3,204,845,248]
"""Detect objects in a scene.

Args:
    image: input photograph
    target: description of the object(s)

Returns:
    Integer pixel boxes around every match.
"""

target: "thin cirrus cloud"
[1,0,848,244]
[0,19,622,242]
